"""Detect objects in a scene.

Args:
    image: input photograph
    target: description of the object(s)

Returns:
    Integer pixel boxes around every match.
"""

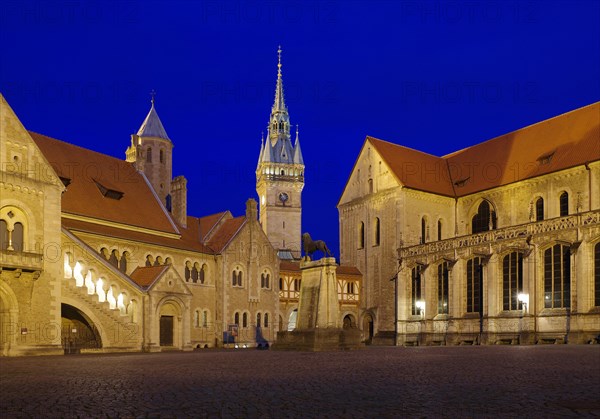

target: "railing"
[279,288,361,304]
[399,210,600,258]
[0,250,43,272]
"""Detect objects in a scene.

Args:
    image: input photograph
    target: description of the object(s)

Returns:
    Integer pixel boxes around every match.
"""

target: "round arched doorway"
[159,301,182,349]
[343,314,356,329]
[61,303,102,354]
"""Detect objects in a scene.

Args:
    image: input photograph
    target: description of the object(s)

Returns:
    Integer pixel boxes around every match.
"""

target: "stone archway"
[343,314,357,329]
[61,303,102,354]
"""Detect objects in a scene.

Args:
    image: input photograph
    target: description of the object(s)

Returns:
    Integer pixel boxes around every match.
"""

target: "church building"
[339,102,600,345]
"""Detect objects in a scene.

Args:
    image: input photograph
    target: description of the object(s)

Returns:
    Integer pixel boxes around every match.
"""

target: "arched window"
[411,266,422,315]
[203,310,208,327]
[421,217,427,244]
[119,252,127,273]
[145,255,153,267]
[199,264,207,284]
[242,312,248,328]
[0,219,8,250]
[264,313,269,327]
[108,250,119,268]
[368,178,373,194]
[503,252,523,311]
[146,147,152,163]
[535,197,544,221]
[358,222,365,249]
[437,220,442,241]
[256,313,261,327]
[159,149,165,164]
[374,217,380,246]
[12,222,24,251]
[191,264,199,283]
[153,257,160,266]
[472,200,496,234]
[185,262,191,281]
[437,262,449,314]
[544,244,570,308]
[265,274,270,288]
[559,192,569,216]
[467,257,482,313]
[234,312,240,326]
[232,269,242,287]
[594,242,600,307]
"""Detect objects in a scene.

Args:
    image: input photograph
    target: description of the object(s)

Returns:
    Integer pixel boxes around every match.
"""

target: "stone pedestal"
[273,257,363,351]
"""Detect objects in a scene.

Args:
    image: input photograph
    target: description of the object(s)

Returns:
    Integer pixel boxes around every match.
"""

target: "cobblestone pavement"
[1,345,599,418]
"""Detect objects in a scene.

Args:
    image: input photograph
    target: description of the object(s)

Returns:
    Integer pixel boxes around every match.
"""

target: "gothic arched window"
[535,197,544,221]
[559,192,569,216]
[503,252,523,311]
[544,244,570,308]
[472,200,496,234]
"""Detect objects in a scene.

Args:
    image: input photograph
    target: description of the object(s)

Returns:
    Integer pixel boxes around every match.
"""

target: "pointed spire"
[137,92,170,140]
[262,138,273,163]
[257,133,265,169]
[293,125,304,165]
[272,45,287,114]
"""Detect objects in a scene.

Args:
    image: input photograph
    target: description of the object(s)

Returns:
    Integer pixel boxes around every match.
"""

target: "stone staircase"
[62,278,141,351]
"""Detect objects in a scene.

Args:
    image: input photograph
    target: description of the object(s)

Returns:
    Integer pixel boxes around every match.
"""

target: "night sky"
[1,1,599,257]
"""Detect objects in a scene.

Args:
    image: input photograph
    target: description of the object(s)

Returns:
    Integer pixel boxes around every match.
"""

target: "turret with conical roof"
[256,47,305,259]
[126,94,185,225]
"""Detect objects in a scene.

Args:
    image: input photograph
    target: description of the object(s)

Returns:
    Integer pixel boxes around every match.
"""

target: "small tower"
[126,93,173,207]
[256,47,305,259]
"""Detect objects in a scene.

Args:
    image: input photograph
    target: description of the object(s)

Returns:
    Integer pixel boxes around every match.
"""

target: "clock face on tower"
[279,192,289,204]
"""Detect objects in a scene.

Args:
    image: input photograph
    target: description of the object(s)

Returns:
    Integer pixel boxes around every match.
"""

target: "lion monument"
[302,232,332,260]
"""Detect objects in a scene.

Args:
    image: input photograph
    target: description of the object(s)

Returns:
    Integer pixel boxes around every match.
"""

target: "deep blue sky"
[1,1,599,258]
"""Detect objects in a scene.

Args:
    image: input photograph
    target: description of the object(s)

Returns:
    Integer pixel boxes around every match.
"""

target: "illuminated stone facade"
[339,103,600,345]
[0,93,281,356]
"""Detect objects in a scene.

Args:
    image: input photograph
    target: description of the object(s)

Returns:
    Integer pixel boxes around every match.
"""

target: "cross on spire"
[150,89,156,106]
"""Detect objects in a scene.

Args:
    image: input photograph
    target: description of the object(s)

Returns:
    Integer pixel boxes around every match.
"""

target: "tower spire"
[272,45,287,114]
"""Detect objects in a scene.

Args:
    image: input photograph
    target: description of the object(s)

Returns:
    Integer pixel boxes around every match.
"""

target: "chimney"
[246,198,258,221]
[170,175,187,228]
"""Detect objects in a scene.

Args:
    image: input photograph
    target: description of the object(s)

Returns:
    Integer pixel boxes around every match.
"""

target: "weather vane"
[150,89,156,105]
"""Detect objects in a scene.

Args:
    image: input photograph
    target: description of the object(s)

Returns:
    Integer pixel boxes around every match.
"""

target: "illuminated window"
[411,266,422,315]
[437,262,449,314]
[467,257,482,313]
[544,244,571,308]
[503,252,523,311]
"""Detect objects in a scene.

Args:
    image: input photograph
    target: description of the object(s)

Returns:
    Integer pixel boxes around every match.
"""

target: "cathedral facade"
[339,102,600,345]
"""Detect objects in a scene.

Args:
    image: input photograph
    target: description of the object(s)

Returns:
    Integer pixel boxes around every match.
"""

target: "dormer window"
[94,180,124,200]
[454,177,470,188]
[537,151,555,165]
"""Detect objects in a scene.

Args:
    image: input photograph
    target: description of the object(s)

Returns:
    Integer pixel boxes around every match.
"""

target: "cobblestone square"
[1,346,599,418]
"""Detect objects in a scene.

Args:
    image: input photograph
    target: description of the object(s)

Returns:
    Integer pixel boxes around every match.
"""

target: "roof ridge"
[29,131,130,165]
[368,135,445,159]
[441,101,600,159]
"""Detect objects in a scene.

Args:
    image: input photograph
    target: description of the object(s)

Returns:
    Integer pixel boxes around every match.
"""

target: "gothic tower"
[256,47,305,259]
[126,96,187,227]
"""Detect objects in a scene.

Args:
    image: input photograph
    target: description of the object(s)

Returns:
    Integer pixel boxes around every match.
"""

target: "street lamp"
[518,293,529,314]
[415,300,426,319]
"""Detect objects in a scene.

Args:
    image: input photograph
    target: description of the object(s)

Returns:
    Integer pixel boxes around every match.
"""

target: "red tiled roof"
[337,265,362,276]
[197,211,230,242]
[205,217,246,253]
[365,102,600,198]
[280,261,300,271]
[30,132,179,234]
[129,265,169,288]
[62,218,215,254]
